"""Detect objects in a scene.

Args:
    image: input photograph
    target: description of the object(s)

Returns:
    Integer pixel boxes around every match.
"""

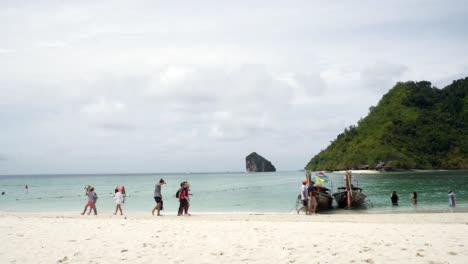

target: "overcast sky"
[1,0,467,174]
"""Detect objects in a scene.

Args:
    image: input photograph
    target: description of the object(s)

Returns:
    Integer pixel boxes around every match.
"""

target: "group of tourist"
[296,179,318,215]
[390,190,456,207]
[81,179,192,216]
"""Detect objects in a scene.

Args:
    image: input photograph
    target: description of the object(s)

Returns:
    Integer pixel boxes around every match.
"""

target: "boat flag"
[316,171,327,177]
[314,176,325,185]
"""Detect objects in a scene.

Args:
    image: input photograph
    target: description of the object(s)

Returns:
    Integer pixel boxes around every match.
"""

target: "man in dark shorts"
[296,180,309,214]
[152,179,166,216]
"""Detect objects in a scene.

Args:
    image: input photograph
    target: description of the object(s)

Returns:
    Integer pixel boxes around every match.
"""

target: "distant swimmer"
[448,190,456,207]
[25,185,29,192]
[411,192,417,205]
[1,191,5,195]
[390,191,399,206]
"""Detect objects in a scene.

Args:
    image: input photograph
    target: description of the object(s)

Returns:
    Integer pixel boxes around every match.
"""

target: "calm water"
[0,170,467,214]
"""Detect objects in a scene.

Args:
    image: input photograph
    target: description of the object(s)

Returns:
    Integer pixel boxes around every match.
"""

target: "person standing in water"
[448,190,456,207]
[152,179,166,216]
[390,191,399,206]
[411,192,417,205]
[113,188,124,215]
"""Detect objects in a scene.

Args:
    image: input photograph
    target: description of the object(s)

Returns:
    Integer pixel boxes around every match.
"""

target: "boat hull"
[333,190,367,208]
[314,192,334,211]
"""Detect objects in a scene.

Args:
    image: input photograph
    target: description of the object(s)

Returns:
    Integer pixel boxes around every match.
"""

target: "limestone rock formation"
[245,152,276,172]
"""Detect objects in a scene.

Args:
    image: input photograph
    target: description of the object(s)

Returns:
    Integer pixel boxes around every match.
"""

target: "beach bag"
[93,192,98,203]
[176,189,180,198]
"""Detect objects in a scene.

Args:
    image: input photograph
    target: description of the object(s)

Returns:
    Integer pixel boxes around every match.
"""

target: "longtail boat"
[332,171,367,209]
[332,186,367,208]
[296,171,334,211]
[313,186,334,211]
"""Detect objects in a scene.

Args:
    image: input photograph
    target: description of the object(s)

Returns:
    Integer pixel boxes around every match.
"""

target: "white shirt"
[300,184,308,200]
[114,192,124,204]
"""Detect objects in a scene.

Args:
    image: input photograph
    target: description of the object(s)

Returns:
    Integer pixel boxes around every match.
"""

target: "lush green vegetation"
[305,77,468,171]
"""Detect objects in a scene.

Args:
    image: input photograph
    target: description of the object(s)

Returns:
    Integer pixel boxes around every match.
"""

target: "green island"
[305,77,468,171]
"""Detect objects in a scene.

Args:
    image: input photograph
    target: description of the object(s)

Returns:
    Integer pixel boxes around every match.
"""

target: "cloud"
[80,99,126,115]
[0,1,467,174]
[360,62,408,93]
[35,41,68,48]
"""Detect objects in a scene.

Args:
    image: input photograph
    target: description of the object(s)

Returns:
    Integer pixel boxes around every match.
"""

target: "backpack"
[175,189,180,198]
[92,192,98,203]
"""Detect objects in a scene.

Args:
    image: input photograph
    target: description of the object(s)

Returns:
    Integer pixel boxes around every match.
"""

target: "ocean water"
[0,170,467,214]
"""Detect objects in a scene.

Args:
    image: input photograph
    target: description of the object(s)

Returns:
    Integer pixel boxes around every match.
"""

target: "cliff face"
[245,152,276,172]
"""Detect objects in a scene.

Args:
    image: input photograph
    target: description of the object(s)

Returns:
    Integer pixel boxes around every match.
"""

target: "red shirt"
[180,189,188,200]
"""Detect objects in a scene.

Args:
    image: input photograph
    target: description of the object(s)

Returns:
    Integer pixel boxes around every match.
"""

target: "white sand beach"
[333,170,381,174]
[1,212,468,264]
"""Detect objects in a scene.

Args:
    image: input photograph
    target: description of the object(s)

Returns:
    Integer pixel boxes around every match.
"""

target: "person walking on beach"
[390,191,399,206]
[113,188,124,215]
[184,182,191,215]
[308,181,318,215]
[178,182,191,216]
[81,185,97,215]
[296,180,309,214]
[152,179,166,216]
[448,190,456,207]
[411,192,417,205]
[177,182,186,216]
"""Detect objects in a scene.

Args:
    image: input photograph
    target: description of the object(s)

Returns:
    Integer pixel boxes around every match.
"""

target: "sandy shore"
[333,170,381,174]
[1,212,468,264]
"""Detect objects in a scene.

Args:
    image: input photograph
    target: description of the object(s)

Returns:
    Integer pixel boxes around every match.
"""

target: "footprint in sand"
[363,258,375,264]
[362,246,372,252]
[447,251,457,256]
[57,256,68,263]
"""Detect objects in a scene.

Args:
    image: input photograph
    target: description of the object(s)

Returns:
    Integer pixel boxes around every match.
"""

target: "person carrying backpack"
[81,186,98,215]
[177,182,188,216]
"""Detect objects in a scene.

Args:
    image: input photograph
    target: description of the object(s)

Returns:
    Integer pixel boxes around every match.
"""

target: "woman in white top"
[113,188,124,215]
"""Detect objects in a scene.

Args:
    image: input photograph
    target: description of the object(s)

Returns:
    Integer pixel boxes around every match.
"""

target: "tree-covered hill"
[305,77,468,171]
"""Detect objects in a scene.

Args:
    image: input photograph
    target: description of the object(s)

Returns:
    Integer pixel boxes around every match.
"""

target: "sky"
[1,0,467,174]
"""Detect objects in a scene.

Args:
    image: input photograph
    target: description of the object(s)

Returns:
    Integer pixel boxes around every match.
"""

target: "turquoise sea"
[0,170,467,214]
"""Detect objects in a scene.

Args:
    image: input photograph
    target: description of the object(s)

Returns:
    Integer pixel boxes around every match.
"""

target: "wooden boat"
[313,186,334,211]
[295,170,334,212]
[332,186,367,208]
[332,171,367,209]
